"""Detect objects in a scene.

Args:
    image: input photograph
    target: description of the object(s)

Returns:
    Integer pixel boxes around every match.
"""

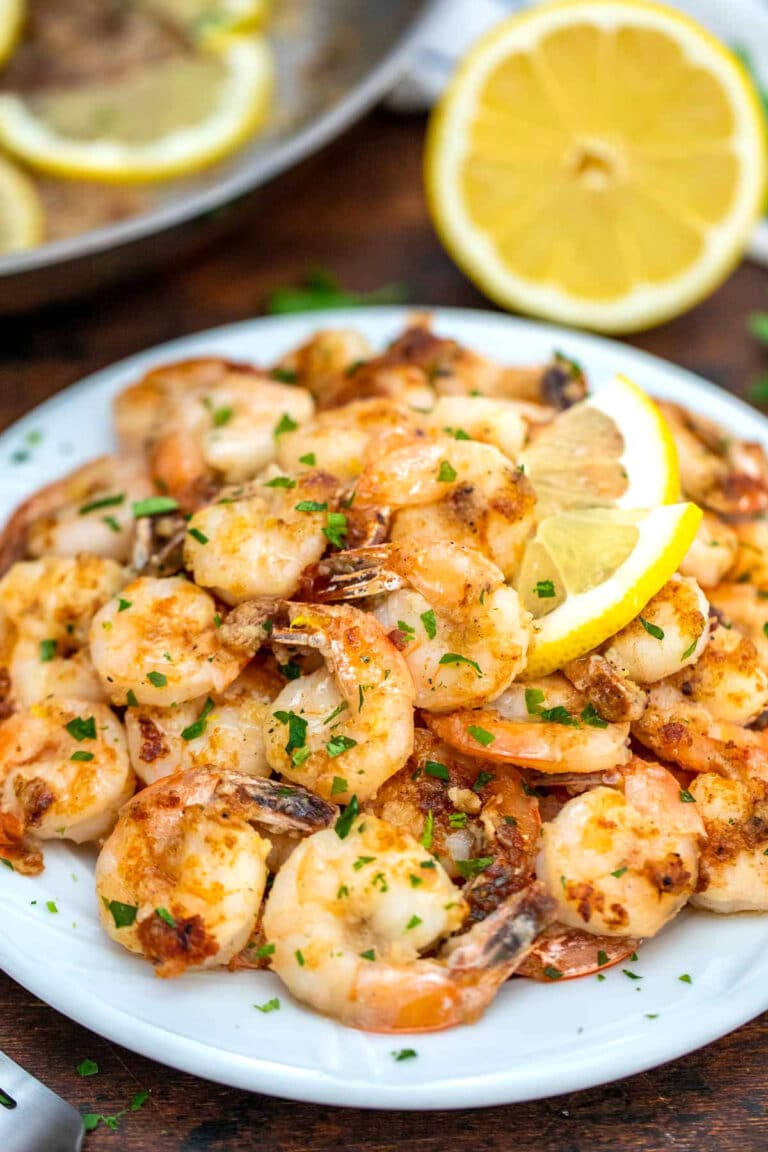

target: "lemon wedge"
[140,0,270,37]
[0,32,273,183]
[519,503,702,676]
[0,153,44,252]
[425,0,767,333]
[0,0,24,67]
[520,372,679,517]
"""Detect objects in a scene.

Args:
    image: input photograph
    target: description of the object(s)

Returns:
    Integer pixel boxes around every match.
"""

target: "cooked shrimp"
[125,662,282,786]
[678,511,738,588]
[363,730,540,884]
[184,470,340,603]
[427,673,630,775]
[562,653,646,723]
[536,758,704,937]
[688,772,768,913]
[631,682,768,780]
[707,582,768,668]
[658,401,768,520]
[418,396,529,461]
[256,602,414,804]
[666,625,768,726]
[0,555,126,645]
[601,575,709,684]
[370,322,586,409]
[262,814,555,1031]
[89,576,246,707]
[8,640,105,708]
[515,924,641,981]
[275,399,420,481]
[727,520,768,587]
[271,328,373,408]
[119,358,315,504]
[0,455,153,573]
[0,699,134,874]
[317,540,530,711]
[355,439,536,581]
[95,767,336,977]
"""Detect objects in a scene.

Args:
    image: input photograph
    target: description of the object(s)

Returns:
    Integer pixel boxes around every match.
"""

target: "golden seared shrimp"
[125,662,282,786]
[727,520,768,586]
[0,456,153,573]
[418,396,530,461]
[96,767,337,977]
[262,814,555,1031]
[536,758,704,938]
[678,511,738,588]
[601,575,709,684]
[707,583,768,668]
[275,399,419,481]
[318,540,530,711]
[271,328,374,407]
[631,682,768,780]
[184,470,340,603]
[364,730,540,885]
[368,322,586,409]
[0,699,134,874]
[89,577,246,707]
[666,625,768,726]
[688,773,768,913]
[0,555,126,645]
[356,438,536,581]
[658,401,768,520]
[562,653,646,723]
[427,673,631,775]
[256,602,414,804]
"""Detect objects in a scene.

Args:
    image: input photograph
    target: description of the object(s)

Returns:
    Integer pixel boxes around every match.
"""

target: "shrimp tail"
[309,544,405,602]
[213,773,338,835]
[444,880,556,975]
[218,598,283,654]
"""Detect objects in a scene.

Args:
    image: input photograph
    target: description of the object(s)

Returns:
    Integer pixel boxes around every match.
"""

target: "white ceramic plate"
[1,308,767,1110]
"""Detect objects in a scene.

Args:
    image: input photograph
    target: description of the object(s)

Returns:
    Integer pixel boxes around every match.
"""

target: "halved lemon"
[0,153,44,252]
[0,33,273,183]
[520,372,679,517]
[425,0,767,333]
[519,502,702,676]
[141,0,270,37]
[0,0,24,68]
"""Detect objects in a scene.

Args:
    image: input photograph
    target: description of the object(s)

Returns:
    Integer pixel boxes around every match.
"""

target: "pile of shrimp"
[2,317,768,1034]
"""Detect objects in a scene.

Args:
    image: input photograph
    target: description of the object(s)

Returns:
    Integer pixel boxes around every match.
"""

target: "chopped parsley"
[187,527,209,545]
[126,690,138,708]
[295,950,305,967]
[331,776,349,796]
[103,899,138,929]
[405,915,422,931]
[323,512,348,549]
[278,659,302,681]
[455,857,493,878]
[392,1048,417,1061]
[271,367,298,383]
[449,812,469,828]
[679,789,696,803]
[46,901,58,914]
[534,580,556,599]
[539,705,579,726]
[155,907,176,927]
[255,998,281,1013]
[39,638,57,662]
[353,856,375,871]
[212,406,233,428]
[78,493,125,516]
[65,716,96,741]
[273,710,308,758]
[117,598,132,613]
[467,724,495,747]
[132,496,179,518]
[581,703,608,728]
[597,950,609,967]
[525,687,545,714]
[147,671,167,688]
[77,1059,99,1078]
[437,460,457,483]
[472,770,495,792]
[611,866,628,878]
[274,413,299,437]
[263,475,296,489]
[639,616,664,641]
[622,970,642,980]
[679,973,692,984]
[335,795,360,839]
[326,735,357,758]
[71,751,95,763]
[420,609,437,639]
[295,500,328,513]
[438,652,482,676]
[299,452,316,466]
[543,965,563,980]
[360,949,376,961]
[181,699,216,742]
[323,702,349,725]
[419,810,435,850]
[681,637,699,660]
[424,760,449,782]
[254,942,275,958]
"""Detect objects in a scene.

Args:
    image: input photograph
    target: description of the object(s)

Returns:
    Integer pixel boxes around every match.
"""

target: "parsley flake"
[639,617,665,640]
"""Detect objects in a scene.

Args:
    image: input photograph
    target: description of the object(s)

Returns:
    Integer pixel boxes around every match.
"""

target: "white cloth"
[391,0,768,264]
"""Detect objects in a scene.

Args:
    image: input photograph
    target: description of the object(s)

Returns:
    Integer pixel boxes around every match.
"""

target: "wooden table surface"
[2,111,768,1152]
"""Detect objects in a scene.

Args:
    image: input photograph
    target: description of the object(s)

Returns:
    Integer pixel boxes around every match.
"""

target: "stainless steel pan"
[0,1,433,312]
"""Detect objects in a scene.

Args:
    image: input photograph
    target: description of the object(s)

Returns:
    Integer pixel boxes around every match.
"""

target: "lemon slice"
[425,0,767,333]
[519,503,702,676]
[0,0,24,68]
[141,0,270,37]
[0,33,273,183]
[0,153,44,252]
[520,372,679,517]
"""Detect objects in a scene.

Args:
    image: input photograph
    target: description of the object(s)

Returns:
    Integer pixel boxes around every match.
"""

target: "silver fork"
[0,1049,84,1152]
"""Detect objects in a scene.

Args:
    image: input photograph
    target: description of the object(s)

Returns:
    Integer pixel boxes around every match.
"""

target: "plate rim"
[2,304,768,1110]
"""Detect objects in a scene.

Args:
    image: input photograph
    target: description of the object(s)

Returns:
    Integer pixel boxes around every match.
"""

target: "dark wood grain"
[2,110,768,1152]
